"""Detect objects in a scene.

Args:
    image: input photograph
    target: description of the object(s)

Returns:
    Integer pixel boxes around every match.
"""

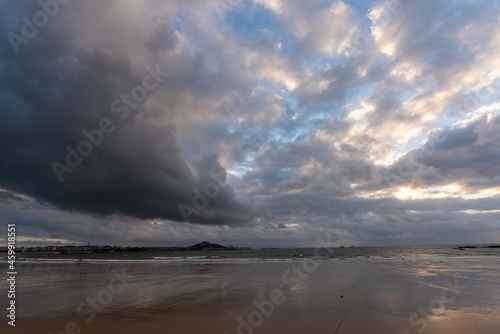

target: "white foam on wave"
[348,255,500,261]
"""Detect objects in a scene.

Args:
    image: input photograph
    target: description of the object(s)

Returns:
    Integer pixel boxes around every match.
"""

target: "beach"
[2,0,500,332]
[1,254,500,334]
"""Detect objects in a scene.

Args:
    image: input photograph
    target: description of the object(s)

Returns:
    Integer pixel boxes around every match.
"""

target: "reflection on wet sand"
[1,258,499,333]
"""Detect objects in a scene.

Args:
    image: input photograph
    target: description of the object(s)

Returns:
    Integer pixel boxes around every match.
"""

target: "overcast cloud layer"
[1,0,500,247]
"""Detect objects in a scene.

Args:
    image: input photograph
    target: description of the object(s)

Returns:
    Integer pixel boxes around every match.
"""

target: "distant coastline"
[0,241,251,254]
[1,243,500,256]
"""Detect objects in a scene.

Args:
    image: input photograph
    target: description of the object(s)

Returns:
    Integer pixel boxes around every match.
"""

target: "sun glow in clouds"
[395,185,461,200]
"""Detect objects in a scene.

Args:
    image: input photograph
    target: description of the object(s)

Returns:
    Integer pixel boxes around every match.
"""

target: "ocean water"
[7,244,500,263]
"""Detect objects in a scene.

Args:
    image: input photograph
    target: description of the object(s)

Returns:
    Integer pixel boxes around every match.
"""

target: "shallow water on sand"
[1,257,499,334]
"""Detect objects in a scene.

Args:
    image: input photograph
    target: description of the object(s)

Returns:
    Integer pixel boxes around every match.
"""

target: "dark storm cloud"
[0,0,255,226]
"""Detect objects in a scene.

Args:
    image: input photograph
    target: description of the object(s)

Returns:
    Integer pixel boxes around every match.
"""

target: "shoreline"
[3,254,500,264]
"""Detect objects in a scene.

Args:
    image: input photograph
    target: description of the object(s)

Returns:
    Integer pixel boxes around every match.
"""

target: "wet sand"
[1,258,500,333]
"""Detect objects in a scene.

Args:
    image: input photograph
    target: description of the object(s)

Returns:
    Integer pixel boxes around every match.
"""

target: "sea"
[7,244,500,263]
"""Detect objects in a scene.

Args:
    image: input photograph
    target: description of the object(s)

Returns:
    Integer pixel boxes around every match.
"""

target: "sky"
[1,0,500,248]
